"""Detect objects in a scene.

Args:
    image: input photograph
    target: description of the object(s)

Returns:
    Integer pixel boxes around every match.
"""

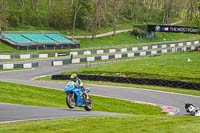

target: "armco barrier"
[0,53,57,60]
[52,45,199,66]
[0,62,38,69]
[60,40,199,57]
[52,75,200,90]
[64,40,200,57]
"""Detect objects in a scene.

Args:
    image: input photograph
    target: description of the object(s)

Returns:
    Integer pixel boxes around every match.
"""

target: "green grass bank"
[0,32,200,54]
[0,115,200,133]
[0,81,163,115]
[61,51,200,83]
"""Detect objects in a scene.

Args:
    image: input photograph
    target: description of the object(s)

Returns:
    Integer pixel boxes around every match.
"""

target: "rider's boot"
[84,92,89,99]
[83,92,89,103]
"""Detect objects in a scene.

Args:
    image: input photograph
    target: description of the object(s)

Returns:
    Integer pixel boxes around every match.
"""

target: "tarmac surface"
[0,58,200,123]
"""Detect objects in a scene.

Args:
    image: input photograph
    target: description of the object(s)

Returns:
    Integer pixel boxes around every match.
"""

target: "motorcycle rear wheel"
[66,94,75,109]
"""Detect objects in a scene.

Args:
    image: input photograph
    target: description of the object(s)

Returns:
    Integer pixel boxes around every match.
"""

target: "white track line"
[0,115,118,124]
[0,68,35,74]
[90,94,180,115]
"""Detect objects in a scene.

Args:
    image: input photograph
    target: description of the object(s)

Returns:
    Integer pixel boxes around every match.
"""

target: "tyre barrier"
[52,45,199,66]
[0,62,38,69]
[1,40,199,60]
[52,75,200,90]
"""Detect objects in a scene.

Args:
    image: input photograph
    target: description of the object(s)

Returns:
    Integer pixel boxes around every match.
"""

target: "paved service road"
[0,59,200,123]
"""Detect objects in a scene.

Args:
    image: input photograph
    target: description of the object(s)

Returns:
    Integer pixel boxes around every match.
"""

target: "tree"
[0,0,8,32]
[2,0,200,36]
[77,0,94,38]
[110,0,124,35]
[188,0,200,25]
[72,0,82,39]
[71,0,94,38]
[30,0,38,12]
[91,0,102,40]
[17,0,25,10]
[48,0,52,9]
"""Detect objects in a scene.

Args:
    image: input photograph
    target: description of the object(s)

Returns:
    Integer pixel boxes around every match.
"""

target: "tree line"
[0,0,199,38]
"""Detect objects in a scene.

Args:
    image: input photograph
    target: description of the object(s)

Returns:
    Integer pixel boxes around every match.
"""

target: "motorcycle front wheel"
[84,98,93,111]
[66,93,75,109]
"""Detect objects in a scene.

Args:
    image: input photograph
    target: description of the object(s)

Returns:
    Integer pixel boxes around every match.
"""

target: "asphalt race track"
[0,58,200,123]
[0,103,126,123]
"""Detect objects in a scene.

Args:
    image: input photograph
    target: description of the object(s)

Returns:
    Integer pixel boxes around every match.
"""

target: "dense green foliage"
[61,51,200,83]
[0,0,199,34]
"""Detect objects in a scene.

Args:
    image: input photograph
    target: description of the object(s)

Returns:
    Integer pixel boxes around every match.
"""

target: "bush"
[9,15,20,27]
[131,28,146,37]
[47,5,70,29]
[24,8,42,26]
[8,10,22,27]
[8,8,47,27]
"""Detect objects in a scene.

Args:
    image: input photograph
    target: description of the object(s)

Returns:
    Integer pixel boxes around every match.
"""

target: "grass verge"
[60,51,200,83]
[0,32,200,53]
[1,115,200,133]
[79,32,200,48]
[0,81,163,115]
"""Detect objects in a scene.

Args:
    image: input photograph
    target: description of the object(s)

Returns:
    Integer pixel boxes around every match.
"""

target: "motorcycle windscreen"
[64,84,74,92]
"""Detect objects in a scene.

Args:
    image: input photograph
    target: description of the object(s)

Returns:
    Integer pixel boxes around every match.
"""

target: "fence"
[1,40,199,60]
[0,62,38,69]
[52,44,199,66]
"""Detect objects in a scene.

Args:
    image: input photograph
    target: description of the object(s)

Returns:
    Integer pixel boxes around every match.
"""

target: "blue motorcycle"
[64,82,93,111]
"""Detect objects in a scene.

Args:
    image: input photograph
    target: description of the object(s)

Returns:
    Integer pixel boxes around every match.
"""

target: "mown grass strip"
[0,115,200,133]
[1,32,200,53]
[60,51,200,83]
[0,81,163,115]
[78,32,200,48]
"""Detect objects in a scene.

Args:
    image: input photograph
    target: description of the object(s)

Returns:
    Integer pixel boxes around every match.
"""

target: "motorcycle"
[64,81,93,111]
[185,103,200,116]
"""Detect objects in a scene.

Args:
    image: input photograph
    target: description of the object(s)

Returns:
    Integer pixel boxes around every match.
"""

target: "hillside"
[0,0,200,54]
[0,0,199,36]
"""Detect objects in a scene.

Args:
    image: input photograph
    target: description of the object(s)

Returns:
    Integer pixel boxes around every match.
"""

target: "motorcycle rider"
[70,74,89,99]
[185,103,200,116]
